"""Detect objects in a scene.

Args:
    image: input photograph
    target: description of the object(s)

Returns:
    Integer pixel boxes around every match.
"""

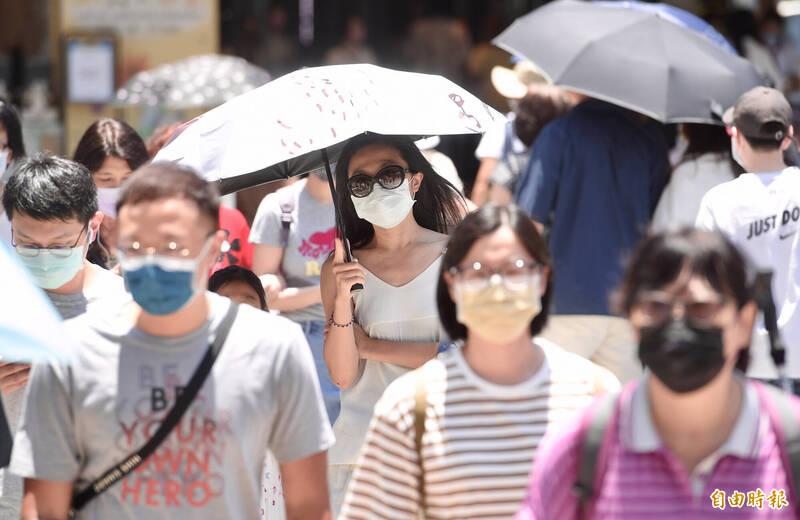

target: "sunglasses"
[347,164,413,198]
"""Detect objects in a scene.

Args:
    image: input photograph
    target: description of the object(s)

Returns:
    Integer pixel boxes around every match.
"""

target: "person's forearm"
[324,299,361,388]
[269,286,322,312]
[471,158,498,206]
[359,338,438,369]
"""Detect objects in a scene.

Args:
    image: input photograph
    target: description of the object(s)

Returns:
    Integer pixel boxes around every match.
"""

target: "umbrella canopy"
[594,1,737,54]
[114,54,271,110]
[0,242,76,365]
[493,0,763,123]
[154,63,503,195]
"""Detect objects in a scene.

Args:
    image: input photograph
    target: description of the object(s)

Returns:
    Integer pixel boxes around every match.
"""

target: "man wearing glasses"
[12,163,333,519]
[0,154,127,517]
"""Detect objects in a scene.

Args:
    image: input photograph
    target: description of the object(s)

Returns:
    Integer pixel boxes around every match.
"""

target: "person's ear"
[410,172,424,196]
[88,211,104,242]
[732,301,758,353]
[208,229,226,263]
[781,126,795,151]
[444,270,457,302]
[539,266,550,297]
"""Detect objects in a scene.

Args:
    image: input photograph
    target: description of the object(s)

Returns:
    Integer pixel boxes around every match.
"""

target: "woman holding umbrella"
[321,133,465,515]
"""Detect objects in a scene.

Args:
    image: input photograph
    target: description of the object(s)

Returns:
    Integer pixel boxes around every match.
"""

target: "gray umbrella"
[114,54,271,110]
[493,0,764,123]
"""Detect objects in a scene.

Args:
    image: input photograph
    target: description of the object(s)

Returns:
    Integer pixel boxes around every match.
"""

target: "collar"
[622,374,761,459]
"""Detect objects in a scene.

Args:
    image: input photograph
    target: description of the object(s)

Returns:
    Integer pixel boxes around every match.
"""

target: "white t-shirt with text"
[696,167,800,377]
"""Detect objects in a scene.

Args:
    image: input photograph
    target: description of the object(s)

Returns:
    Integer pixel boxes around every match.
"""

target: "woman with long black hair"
[321,133,465,515]
[0,98,26,245]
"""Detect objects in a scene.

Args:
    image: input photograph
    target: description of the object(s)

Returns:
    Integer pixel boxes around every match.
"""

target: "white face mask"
[351,185,416,229]
[731,137,745,169]
[97,187,121,219]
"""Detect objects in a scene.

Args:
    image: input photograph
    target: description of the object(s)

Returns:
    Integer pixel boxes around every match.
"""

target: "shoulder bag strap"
[70,302,240,513]
[414,368,428,518]
[573,392,618,519]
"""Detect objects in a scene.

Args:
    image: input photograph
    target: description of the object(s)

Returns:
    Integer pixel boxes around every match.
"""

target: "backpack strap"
[414,368,428,517]
[277,187,295,248]
[754,382,800,506]
[573,392,619,518]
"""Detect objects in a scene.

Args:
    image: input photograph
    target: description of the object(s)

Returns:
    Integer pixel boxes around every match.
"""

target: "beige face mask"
[455,274,542,344]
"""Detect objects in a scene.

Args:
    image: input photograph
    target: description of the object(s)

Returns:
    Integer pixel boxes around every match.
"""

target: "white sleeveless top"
[329,254,444,465]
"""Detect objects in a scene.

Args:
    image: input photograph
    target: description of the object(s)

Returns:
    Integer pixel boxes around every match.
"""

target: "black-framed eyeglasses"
[347,164,413,198]
[12,226,88,258]
[450,258,542,291]
[634,291,728,326]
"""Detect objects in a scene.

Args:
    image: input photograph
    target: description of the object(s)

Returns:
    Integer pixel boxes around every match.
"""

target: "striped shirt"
[339,339,620,520]
[516,378,800,519]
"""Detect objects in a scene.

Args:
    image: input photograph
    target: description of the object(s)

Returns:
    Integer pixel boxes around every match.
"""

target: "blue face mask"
[16,228,94,290]
[119,241,209,316]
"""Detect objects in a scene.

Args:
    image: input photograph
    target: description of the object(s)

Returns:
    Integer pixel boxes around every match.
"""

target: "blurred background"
[2,0,799,218]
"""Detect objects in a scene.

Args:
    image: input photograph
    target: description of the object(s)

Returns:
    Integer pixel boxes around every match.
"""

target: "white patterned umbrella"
[114,54,271,110]
[155,63,503,193]
[155,64,503,265]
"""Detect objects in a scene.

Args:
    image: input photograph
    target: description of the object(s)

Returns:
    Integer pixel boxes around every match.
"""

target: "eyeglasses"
[347,164,413,198]
[450,259,541,291]
[635,292,728,326]
[12,227,88,258]
[117,235,213,259]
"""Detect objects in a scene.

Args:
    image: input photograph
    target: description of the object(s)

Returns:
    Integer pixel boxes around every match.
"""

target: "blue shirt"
[514,99,668,315]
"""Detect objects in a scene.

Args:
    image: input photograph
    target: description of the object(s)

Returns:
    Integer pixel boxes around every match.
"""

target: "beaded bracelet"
[329,314,354,328]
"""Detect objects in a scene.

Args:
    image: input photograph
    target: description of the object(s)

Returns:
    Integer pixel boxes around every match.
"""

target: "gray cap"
[722,86,793,142]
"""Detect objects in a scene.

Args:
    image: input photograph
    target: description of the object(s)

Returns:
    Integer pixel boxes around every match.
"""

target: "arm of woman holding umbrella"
[321,238,367,389]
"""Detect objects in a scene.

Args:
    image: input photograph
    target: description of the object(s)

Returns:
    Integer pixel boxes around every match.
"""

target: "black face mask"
[638,319,726,394]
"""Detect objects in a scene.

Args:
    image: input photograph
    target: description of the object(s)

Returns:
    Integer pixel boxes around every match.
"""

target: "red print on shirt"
[298,227,335,259]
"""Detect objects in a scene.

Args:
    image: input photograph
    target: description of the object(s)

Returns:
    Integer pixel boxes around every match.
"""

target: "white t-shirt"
[474,112,526,160]
[652,152,736,232]
[696,167,800,377]
[10,292,334,519]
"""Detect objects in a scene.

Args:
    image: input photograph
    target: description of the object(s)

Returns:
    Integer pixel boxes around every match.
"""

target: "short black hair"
[73,118,149,174]
[208,265,267,310]
[615,228,752,315]
[117,162,220,231]
[437,204,553,341]
[2,154,97,224]
[0,98,26,161]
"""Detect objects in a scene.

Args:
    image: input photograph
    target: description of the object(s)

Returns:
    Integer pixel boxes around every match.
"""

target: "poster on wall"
[65,36,116,104]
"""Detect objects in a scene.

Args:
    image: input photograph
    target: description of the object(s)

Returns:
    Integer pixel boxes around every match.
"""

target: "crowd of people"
[1,14,800,519]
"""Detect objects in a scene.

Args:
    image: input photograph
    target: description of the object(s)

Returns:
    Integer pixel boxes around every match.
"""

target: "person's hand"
[0,362,30,395]
[260,274,284,304]
[331,238,365,305]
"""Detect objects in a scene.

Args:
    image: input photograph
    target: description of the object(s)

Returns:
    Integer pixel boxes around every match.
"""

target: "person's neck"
[305,175,333,205]
[47,259,93,296]
[462,331,543,385]
[648,371,743,472]
[133,292,211,337]
[371,215,421,251]
[744,154,786,174]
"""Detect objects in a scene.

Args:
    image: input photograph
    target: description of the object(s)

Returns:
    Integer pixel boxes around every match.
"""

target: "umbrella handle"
[322,149,363,292]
